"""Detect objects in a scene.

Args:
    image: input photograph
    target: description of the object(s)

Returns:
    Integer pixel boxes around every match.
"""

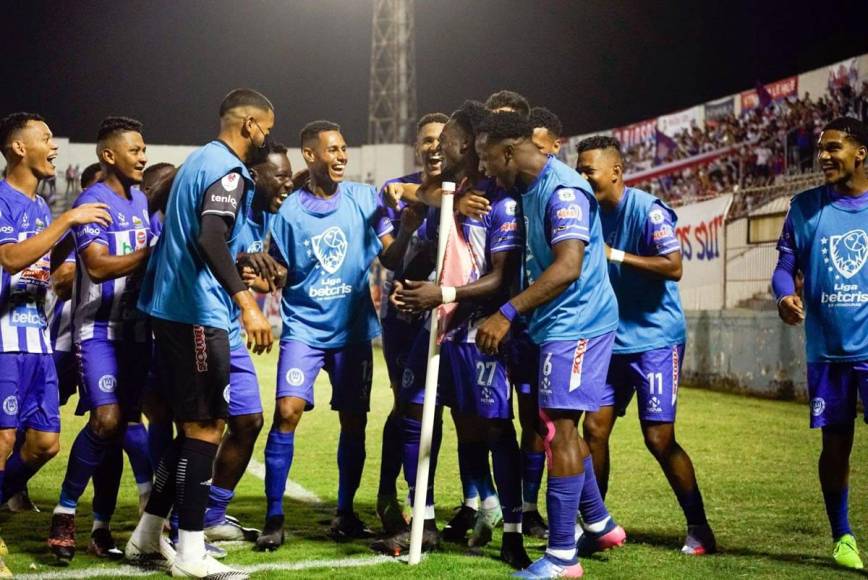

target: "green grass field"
[3,346,867,579]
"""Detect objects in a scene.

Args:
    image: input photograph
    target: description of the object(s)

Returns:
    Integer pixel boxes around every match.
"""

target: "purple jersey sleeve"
[72,194,108,252]
[201,172,244,222]
[373,205,394,238]
[642,203,680,256]
[776,213,796,254]
[488,197,522,253]
[0,197,17,244]
[546,187,590,245]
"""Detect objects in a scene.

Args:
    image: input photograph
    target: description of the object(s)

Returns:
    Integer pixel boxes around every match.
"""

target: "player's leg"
[328,341,375,540]
[204,347,263,542]
[90,442,124,559]
[256,340,321,551]
[0,353,26,577]
[123,422,154,513]
[517,391,548,538]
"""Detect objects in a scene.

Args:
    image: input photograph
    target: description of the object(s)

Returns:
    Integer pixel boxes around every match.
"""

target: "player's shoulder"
[0,180,24,210]
[341,181,379,208]
[73,182,108,207]
[381,171,422,190]
[790,184,827,207]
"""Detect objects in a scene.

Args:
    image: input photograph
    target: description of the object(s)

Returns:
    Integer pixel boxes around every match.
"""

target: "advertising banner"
[675,194,733,310]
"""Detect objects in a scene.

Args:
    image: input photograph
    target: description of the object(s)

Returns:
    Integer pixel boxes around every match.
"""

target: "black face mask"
[252,119,271,150]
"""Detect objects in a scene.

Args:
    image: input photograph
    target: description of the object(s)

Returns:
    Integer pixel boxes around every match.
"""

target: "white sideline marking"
[245,458,322,503]
[15,555,399,579]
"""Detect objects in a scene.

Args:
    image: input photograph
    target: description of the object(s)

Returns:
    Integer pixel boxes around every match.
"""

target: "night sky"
[1,0,867,147]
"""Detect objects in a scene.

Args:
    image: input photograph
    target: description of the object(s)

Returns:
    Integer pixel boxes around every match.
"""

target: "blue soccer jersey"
[138,141,255,329]
[227,210,275,350]
[0,180,53,353]
[47,246,75,353]
[427,178,522,343]
[269,182,392,348]
[778,185,868,362]
[600,187,686,353]
[521,157,619,344]
[71,183,152,343]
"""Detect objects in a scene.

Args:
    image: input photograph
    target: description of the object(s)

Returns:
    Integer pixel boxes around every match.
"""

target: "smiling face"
[304,130,348,185]
[102,130,147,184]
[16,120,59,179]
[577,148,619,197]
[475,132,517,189]
[416,121,445,178]
[817,129,866,186]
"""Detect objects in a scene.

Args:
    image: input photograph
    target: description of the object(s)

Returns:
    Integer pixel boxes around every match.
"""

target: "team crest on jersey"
[223,385,231,403]
[222,173,240,191]
[557,189,576,202]
[504,200,517,215]
[649,209,665,225]
[98,374,117,393]
[132,215,143,228]
[3,396,17,416]
[811,397,826,417]
[247,241,264,253]
[829,229,868,279]
[401,369,415,390]
[286,368,305,387]
[311,226,348,274]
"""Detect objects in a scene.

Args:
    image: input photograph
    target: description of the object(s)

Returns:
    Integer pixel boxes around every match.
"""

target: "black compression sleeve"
[198,213,247,297]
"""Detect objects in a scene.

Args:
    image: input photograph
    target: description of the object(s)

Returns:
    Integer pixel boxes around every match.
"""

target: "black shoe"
[522,510,548,539]
[371,520,439,556]
[254,515,285,552]
[88,528,123,560]
[48,513,76,565]
[441,505,477,542]
[329,511,373,541]
[500,531,532,570]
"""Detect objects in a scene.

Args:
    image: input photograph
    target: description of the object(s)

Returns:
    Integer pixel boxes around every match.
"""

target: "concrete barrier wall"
[684,309,807,400]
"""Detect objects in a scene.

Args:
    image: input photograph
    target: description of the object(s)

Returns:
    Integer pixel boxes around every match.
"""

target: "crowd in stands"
[620,82,868,206]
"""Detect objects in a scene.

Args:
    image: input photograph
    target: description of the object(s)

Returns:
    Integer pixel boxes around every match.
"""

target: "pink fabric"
[435,213,476,344]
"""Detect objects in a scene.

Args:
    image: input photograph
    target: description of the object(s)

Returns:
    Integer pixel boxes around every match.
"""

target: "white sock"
[503,522,522,533]
[131,513,165,551]
[424,504,436,520]
[137,481,153,496]
[176,530,206,564]
[53,505,75,516]
[481,495,500,510]
[584,515,611,534]
[546,547,577,562]
[522,501,537,512]
[464,496,479,510]
[92,519,110,532]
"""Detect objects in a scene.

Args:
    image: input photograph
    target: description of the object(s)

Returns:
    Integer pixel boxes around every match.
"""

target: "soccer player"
[773,117,868,570]
[0,112,111,578]
[475,111,620,578]
[48,117,154,564]
[377,101,531,568]
[576,135,715,556]
[257,120,404,550]
[375,112,447,535]
[126,89,274,579]
[485,90,531,117]
[203,142,291,543]
[530,107,562,157]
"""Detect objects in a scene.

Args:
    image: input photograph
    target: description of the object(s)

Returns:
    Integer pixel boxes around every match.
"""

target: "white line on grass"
[14,555,400,579]
[245,458,321,503]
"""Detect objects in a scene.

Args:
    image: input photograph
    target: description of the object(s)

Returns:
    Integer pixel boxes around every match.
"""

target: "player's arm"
[772,214,803,325]
[0,203,111,275]
[79,240,150,284]
[236,251,287,291]
[611,205,682,280]
[198,173,272,353]
[379,203,425,271]
[51,262,76,301]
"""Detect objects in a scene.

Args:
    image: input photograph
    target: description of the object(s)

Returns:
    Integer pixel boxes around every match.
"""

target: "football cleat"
[48,513,76,565]
[254,515,285,552]
[204,516,260,543]
[513,555,583,578]
[371,521,440,556]
[89,528,123,559]
[576,518,627,556]
[500,531,532,570]
[377,494,408,536]
[522,510,548,539]
[125,534,176,570]
[441,505,477,542]
[328,511,373,541]
[832,533,864,570]
[468,504,503,548]
[170,554,249,578]
[681,524,717,556]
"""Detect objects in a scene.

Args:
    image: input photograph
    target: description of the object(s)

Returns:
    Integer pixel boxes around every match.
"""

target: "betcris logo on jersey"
[308,226,352,300]
[821,230,868,306]
[11,306,45,327]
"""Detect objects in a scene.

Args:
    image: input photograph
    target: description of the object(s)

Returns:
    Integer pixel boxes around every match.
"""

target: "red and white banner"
[612,118,657,149]
[828,57,860,89]
[624,146,734,185]
[740,76,798,111]
[675,194,733,310]
[657,106,704,138]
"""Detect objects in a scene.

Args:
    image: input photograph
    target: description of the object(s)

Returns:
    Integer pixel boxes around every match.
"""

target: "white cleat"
[170,554,249,579]
[125,535,176,570]
[204,517,260,542]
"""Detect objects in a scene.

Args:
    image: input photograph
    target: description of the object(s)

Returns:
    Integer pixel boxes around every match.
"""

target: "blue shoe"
[577,517,626,556]
[513,555,583,578]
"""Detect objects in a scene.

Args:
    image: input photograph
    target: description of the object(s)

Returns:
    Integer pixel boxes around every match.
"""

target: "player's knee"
[583,415,611,445]
[339,412,367,436]
[0,429,15,458]
[643,428,675,459]
[90,409,123,440]
[28,437,60,464]
[275,398,305,431]
[231,413,264,440]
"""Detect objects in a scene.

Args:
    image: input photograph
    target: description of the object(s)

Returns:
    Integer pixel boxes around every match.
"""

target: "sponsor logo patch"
[557,189,576,202]
[311,226,348,274]
[830,230,868,279]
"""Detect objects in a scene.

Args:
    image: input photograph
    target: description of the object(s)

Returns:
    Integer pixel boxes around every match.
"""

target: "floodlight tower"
[368,0,417,144]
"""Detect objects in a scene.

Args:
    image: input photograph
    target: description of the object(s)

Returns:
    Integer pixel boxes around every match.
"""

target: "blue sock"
[476,452,497,501]
[490,428,522,525]
[676,486,708,527]
[522,451,546,508]
[547,473,583,563]
[59,424,112,508]
[204,485,235,528]
[124,423,153,485]
[579,454,609,527]
[147,421,173,471]
[377,413,402,497]
[92,443,123,521]
[264,430,294,518]
[402,416,437,509]
[457,441,480,502]
[2,449,38,501]
[823,488,852,539]
[170,510,179,542]
[337,431,366,513]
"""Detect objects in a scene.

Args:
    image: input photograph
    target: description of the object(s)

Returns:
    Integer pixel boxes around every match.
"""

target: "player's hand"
[777,294,804,325]
[604,245,612,259]
[237,252,281,292]
[384,182,405,209]
[240,266,258,288]
[291,168,310,191]
[457,191,491,220]
[476,311,511,355]
[64,203,112,227]
[241,304,273,354]
[399,203,425,233]
[396,280,442,312]
[390,280,407,310]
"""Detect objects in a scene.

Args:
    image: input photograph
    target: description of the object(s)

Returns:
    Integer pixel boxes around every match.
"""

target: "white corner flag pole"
[408,181,456,565]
